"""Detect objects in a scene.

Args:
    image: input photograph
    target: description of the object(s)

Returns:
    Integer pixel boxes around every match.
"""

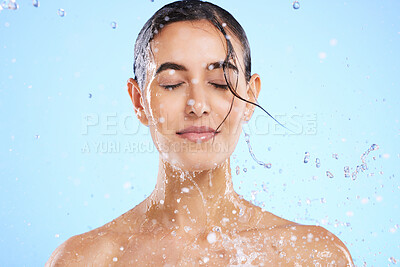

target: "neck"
[146,156,244,235]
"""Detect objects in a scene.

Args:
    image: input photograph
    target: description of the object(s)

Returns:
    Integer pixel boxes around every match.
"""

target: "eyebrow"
[154,61,238,76]
[155,62,187,75]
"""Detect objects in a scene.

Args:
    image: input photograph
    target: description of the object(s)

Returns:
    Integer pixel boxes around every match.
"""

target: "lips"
[176,126,219,143]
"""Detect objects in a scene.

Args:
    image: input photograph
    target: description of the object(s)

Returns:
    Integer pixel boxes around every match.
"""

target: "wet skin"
[46,20,354,266]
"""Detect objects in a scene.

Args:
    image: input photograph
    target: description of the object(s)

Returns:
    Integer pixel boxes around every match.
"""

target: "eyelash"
[161,82,229,90]
[161,82,184,90]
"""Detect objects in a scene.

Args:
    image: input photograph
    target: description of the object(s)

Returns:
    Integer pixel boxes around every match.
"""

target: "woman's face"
[137,19,259,171]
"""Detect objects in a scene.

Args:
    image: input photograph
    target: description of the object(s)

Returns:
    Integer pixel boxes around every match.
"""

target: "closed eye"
[160,82,184,90]
[210,83,229,90]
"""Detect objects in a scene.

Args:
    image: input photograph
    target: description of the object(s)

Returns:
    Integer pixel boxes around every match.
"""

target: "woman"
[46,0,354,265]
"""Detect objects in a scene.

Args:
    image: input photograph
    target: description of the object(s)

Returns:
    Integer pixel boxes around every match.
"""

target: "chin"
[168,153,229,172]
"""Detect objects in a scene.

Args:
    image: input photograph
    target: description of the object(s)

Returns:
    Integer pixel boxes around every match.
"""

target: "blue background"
[1,0,399,266]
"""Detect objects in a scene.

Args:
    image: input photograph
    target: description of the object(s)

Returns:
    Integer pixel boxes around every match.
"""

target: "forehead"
[150,20,243,66]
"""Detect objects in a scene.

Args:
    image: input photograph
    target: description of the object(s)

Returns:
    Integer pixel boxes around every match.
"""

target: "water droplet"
[262,183,268,193]
[32,0,39,8]
[326,171,334,178]
[113,257,118,262]
[235,165,240,175]
[35,134,40,139]
[88,93,92,98]
[110,21,117,29]
[356,165,362,173]
[187,99,195,106]
[370,144,379,151]
[293,1,300,10]
[222,22,227,27]
[191,78,199,84]
[315,158,321,168]
[267,146,272,151]
[243,168,247,173]
[351,172,357,180]
[344,166,350,173]
[332,153,338,159]
[181,187,189,193]
[388,257,397,264]
[184,226,191,233]
[361,163,368,171]
[120,246,124,251]
[320,198,326,203]
[57,8,65,17]
[203,257,210,263]
[304,152,310,163]
[264,163,272,168]
[207,232,217,244]
[329,38,338,46]
[4,0,19,10]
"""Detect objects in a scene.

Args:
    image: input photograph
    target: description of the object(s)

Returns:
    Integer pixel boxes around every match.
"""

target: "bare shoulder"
[271,223,354,266]
[45,201,147,266]
[45,224,126,267]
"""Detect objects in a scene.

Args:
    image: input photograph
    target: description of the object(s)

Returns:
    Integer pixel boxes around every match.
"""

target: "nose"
[185,82,211,117]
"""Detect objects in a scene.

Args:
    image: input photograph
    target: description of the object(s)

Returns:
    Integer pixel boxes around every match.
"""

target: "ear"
[127,78,149,126]
[243,73,261,122]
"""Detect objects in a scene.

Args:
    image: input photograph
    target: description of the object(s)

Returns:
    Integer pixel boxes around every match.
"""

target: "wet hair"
[133,0,288,134]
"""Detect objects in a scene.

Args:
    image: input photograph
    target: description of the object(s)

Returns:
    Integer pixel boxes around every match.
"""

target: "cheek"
[152,100,184,135]
[229,102,246,123]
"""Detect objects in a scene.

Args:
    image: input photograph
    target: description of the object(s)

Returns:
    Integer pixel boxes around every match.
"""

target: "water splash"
[32,0,39,7]
[243,129,271,169]
[292,1,300,9]
[349,144,379,180]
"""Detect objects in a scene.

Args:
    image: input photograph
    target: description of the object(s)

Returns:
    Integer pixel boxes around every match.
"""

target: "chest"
[113,230,279,266]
